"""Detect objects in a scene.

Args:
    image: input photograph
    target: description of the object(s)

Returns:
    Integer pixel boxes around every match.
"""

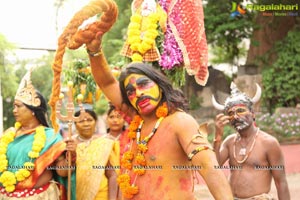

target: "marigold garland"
[137,144,148,153]
[156,102,168,118]
[127,11,160,62]
[117,102,168,199]
[127,115,142,140]
[0,123,46,192]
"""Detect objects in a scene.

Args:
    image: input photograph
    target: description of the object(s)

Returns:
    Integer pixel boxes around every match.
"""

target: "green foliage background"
[204,0,254,66]
[262,28,300,112]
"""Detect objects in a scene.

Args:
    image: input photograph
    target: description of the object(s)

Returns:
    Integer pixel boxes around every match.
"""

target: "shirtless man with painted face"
[84,33,233,200]
[86,58,233,199]
[212,82,290,200]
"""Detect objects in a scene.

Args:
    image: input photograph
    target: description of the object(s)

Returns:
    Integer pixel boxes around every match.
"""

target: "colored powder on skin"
[179,178,191,191]
[156,176,163,188]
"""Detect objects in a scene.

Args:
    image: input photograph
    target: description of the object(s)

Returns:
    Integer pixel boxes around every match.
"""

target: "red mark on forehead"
[129,76,136,84]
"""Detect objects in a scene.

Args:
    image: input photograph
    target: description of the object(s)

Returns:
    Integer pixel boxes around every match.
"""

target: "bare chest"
[133,123,184,164]
[228,138,269,168]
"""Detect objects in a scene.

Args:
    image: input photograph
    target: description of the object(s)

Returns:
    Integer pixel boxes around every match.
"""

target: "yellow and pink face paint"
[124,74,162,115]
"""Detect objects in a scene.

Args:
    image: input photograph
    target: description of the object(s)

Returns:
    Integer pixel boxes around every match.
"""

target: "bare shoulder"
[170,110,197,120]
[223,134,236,146]
[259,130,280,144]
[258,129,281,150]
[165,111,199,139]
[167,111,198,128]
[224,134,236,142]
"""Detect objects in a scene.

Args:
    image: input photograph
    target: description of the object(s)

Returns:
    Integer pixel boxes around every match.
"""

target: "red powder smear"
[164,186,170,192]
[156,176,163,188]
[179,178,191,191]
[129,76,136,84]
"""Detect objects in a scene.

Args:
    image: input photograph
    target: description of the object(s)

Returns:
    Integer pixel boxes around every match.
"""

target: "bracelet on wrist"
[87,47,103,57]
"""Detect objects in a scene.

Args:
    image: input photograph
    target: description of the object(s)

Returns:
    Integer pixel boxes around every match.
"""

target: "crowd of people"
[0,66,291,200]
[1,23,292,200]
[0,52,292,200]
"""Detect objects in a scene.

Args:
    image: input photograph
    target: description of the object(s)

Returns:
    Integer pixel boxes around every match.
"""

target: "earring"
[32,112,35,116]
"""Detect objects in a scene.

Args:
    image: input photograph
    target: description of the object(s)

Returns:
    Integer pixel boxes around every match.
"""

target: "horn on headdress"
[15,68,41,107]
[251,83,262,103]
[212,95,225,111]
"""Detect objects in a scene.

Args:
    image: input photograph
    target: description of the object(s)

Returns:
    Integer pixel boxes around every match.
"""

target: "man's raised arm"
[86,33,123,109]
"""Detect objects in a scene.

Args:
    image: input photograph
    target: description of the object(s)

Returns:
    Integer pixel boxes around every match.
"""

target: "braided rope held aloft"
[49,0,118,132]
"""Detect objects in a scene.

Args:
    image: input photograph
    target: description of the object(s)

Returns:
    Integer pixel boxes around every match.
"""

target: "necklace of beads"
[0,122,46,192]
[233,128,259,164]
[117,102,168,199]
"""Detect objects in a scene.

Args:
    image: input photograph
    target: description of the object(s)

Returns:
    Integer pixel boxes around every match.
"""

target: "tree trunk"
[246,15,297,72]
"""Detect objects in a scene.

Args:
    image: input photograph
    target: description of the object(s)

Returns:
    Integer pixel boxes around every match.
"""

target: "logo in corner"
[230,2,247,18]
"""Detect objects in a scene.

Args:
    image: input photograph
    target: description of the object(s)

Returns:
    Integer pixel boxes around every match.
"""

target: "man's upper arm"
[218,138,231,166]
[102,83,124,108]
[267,139,287,180]
[90,54,123,108]
[175,113,213,161]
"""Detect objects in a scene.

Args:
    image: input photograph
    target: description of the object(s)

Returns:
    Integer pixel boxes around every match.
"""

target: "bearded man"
[212,82,290,200]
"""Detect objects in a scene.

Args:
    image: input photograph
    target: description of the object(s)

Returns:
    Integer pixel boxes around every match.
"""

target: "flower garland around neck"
[127,9,160,62]
[0,122,47,192]
[117,102,168,199]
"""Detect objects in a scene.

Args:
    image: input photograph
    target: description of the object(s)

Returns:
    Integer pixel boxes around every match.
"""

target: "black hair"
[74,109,98,121]
[24,91,49,127]
[119,62,189,113]
[107,103,116,116]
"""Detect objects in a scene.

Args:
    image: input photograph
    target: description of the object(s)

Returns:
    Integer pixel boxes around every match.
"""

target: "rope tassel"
[49,0,119,132]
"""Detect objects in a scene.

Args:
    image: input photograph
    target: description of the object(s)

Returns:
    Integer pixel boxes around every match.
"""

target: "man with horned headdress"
[212,82,290,200]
